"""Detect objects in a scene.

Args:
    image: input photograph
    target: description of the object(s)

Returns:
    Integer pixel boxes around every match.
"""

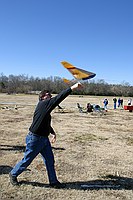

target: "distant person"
[87,103,93,112]
[77,103,83,113]
[103,98,108,111]
[9,82,83,188]
[118,98,121,107]
[128,98,132,105]
[113,97,117,109]
[57,104,63,109]
[120,98,123,108]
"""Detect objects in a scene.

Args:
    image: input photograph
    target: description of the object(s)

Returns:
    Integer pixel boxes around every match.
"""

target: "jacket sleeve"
[48,87,72,112]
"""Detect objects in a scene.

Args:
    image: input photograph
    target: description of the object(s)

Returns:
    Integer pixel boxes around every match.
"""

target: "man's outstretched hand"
[71,82,83,91]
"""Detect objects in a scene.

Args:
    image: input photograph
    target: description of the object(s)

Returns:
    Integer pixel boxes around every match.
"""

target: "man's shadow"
[18,175,133,190]
[1,165,132,190]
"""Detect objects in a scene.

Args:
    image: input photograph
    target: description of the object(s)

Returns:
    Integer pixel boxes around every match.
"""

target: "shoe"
[9,172,19,186]
[50,181,66,189]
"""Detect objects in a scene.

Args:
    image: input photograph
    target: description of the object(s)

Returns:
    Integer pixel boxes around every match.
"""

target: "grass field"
[0,93,133,200]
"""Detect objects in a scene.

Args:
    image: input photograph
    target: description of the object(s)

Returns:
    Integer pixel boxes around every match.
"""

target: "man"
[113,97,117,109]
[9,82,83,188]
[103,98,108,111]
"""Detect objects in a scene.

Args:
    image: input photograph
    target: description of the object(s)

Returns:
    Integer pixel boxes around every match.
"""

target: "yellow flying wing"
[61,61,96,80]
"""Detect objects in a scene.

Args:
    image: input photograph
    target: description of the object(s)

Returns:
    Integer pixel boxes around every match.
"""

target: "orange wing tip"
[63,78,70,83]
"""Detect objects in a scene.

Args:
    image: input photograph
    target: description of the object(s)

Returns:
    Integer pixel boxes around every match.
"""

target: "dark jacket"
[29,88,72,136]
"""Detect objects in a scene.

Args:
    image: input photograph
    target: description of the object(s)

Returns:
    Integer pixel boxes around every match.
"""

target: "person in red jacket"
[9,82,83,188]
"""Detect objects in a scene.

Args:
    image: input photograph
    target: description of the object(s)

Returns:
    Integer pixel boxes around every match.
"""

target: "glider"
[61,61,96,81]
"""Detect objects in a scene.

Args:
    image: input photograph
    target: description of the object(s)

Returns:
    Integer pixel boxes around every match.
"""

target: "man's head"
[39,90,52,101]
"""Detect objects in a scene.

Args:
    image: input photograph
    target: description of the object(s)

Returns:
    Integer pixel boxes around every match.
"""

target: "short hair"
[39,90,50,101]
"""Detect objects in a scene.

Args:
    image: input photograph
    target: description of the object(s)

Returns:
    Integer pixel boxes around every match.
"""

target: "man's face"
[42,92,52,100]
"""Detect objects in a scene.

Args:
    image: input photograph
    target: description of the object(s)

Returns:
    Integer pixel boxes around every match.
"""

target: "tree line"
[0,73,133,97]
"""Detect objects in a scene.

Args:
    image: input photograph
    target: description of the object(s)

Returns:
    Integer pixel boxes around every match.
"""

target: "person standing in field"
[118,98,121,107]
[103,98,108,111]
[128,98,132,105]
[120,98,123,108]
[9,82,83,188]
[113,97,117,110]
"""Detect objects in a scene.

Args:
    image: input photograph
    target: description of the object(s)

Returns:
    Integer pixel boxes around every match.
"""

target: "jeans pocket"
[26,135,40,148]
[31,134,40,142]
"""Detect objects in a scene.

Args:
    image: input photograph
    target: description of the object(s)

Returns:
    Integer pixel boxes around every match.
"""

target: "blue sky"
[0,0,133,85]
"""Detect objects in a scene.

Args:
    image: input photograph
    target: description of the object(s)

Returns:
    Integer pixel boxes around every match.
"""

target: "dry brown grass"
[0,93,133,200]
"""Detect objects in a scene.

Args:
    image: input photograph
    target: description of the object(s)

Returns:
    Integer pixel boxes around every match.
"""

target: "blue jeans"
[10,132,58,184]
[104,105,107,110]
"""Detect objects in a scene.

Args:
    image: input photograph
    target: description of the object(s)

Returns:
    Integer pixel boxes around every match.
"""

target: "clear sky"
[0,0,133,85]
